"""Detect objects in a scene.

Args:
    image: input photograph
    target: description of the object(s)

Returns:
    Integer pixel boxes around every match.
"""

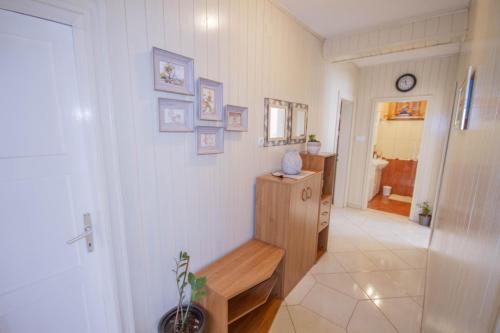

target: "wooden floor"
[368,194,411,216]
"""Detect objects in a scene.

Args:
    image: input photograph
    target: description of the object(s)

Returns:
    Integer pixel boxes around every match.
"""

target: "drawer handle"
[321,221,328,226]
[301,188,307,201]
[322,200,329,205]
[306,187,312,199]
[321,212,329,216]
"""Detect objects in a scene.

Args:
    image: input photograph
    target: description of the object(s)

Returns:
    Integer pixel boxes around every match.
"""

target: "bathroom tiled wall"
[375,120,423,160]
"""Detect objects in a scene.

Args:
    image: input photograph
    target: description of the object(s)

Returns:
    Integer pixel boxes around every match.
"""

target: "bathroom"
[367,100,427,216]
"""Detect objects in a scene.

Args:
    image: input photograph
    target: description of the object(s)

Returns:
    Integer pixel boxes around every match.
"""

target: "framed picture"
[198,78,223,121]
[197,126,224,154]
[158,98,194,132]
[264,98,291,146]
[153,47,194,95]
[454,65,475,130]
[225,105,248,132]
[290,103,308,143]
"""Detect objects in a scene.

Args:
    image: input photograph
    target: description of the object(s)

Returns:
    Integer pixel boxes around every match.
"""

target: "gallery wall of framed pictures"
[153,47,249,155]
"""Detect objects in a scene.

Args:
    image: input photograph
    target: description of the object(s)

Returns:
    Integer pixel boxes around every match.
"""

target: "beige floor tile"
[269,305,295,333]
[288,305,346,333]
[329,236,359,253]
[301,283,357,328]
[314,273,369,300]
[392,249,428,268]
[334,252,378,272]
[374,297,422,333]
[353,237,387,251]
[285,274,316,305]
[347,300,397,333]
[385,269,426,296]
[364,250,412,270]
[311,252,346,274]
[350,271,409,299]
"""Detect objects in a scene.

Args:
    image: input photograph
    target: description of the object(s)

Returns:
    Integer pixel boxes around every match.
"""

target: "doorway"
[366,99,427,216]
[334,99,354,207]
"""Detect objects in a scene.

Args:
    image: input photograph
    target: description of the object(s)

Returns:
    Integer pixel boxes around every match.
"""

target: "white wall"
[423,0,500,331]
[318,62,359,152]
[347,55,458,220]
[323,9,468,63]
[375,119,424,160]
[103,0,332,331]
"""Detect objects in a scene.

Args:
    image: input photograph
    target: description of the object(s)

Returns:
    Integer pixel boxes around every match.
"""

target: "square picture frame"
[198,78,223,121]
[225,105,248,132]
[197,126,224,155]
[454,65,475,130]
[158,98,195,132]
[153,47,194,95]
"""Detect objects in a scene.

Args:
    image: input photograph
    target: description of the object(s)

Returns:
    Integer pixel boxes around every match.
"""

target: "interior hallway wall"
[422,0,500,331]
[347,55,458,221]
[102,0,332,331]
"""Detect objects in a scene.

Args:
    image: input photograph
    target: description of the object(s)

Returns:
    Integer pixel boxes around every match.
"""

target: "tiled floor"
[367,194,412,217]
[270,207,430,333]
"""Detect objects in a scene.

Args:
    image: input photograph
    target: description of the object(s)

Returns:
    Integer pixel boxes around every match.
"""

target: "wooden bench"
[196,239,285,333]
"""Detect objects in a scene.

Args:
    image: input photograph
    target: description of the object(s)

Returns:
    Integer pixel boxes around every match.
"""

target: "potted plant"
[418,201,432,226]
[307,134,321,154]
[158,252,207,333]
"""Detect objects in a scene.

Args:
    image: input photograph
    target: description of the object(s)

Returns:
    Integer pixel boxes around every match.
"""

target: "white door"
[0,9,114,333]
[334,100,354,207]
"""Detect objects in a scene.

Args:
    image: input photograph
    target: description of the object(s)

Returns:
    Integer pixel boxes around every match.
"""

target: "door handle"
[301,188,307,201]
[306,187,312,199]
[66,213,94,252]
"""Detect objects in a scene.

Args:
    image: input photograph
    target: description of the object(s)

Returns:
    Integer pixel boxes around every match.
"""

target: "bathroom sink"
[372,158,389,170]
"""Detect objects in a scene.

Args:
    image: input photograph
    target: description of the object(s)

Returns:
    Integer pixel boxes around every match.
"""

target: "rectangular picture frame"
[158,98,194,132]
[197,126,224,155]
[225,105,248,132]
[198,78,223,121]
[153,47,194,95]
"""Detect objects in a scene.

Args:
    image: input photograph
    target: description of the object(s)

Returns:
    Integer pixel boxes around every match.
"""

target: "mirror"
[269,107,287,139]
[291,103,308,143]
[264,98,290,146]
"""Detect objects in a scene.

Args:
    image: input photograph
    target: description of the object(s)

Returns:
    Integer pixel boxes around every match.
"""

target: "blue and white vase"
[282,149,302,175]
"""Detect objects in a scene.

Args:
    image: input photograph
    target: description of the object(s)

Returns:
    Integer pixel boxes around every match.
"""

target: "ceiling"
[276,0,469,38]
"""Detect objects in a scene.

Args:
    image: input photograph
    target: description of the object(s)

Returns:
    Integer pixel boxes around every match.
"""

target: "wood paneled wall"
[347,55,458,221]
[380,159,418,197]
[423,0,500,331]
[103,0,331,331]
[323,9,468,63]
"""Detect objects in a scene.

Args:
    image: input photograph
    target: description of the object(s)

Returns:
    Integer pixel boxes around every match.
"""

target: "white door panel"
[0,8,111,333]
[334,100,354,207]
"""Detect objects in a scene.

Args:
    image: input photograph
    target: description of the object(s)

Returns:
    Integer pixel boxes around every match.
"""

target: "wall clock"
[396,73,417,92]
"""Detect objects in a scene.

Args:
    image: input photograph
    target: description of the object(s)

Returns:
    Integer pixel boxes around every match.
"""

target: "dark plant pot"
[419,214,432,227]
[158,304,206,333]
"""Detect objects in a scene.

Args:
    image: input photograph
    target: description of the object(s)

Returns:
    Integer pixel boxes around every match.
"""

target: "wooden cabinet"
[255,172,321,295]
[300,152,337,260]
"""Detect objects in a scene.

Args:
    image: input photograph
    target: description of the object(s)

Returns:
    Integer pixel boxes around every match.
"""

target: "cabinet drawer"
[318,214,329,231]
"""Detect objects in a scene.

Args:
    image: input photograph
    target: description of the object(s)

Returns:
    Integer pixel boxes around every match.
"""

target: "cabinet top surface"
[300,151,337,158]
[257,172,321,185]
[196,239,284,299]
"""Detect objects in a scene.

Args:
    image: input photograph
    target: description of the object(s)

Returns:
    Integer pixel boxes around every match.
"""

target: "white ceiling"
[276,0,469,38]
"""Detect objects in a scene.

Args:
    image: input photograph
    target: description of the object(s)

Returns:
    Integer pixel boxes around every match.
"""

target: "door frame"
[0,1,134,332]
[361,95,432,220]
[334,97,355,207]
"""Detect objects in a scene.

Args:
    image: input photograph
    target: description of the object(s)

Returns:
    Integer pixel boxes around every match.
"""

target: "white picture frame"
[197,126,224,154]
[153,47,194,95]
[158,98,194,132]
[225,105,248,132]
[198,78,223,121]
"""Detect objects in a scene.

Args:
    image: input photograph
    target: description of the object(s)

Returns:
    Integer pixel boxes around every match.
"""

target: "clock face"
[396,74,417,92]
